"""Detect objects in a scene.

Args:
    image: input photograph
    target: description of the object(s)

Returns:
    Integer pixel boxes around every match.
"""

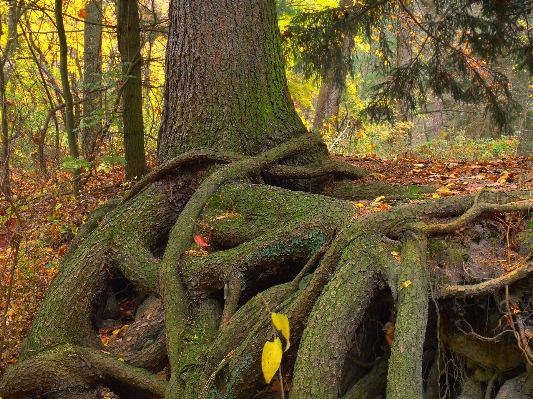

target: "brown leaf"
[193,227,214,250]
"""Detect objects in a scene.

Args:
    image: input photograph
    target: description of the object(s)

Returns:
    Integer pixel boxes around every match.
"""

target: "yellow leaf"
[390,251,401,262]
[373,195,386,203]
[118,357,124,362]
[401,280,412,289]
[271,312,290,351]
[353,203,365,209]
[262,338,282,384]
[497,170,509,184]
[368,172,385,180]
[432,194,440,199]
[437,186,450,193]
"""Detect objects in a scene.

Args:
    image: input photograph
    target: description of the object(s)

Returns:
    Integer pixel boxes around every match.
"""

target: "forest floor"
[0,154,532,374]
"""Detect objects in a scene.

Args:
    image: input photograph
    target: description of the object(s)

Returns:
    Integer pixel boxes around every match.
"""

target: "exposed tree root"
[266,159,368,180]
[0,344,167,399]
[3,134,533,399]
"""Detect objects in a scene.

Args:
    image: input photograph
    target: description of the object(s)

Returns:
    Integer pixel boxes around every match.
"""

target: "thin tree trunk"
[82,0,103,159]
[431,95,443,140]
[117,0,147,180]
[396,7,413,145]
[312,0,354,135]
[0,0,24,197]
[55,0,81,195]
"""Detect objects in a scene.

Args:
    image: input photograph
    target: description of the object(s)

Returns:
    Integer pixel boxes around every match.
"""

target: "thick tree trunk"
[157,0,326,163]
[81,0,103,159]
[117,0,147,179]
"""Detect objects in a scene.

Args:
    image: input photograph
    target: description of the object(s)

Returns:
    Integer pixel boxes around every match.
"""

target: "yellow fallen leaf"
[262,338,282,384]
[497,170,509,184]
[400,280,412,289]
[369,172,386,180]
[271,313,290,351]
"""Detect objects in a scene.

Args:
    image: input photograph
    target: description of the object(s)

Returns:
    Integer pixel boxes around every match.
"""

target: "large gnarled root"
[0,344,167,399]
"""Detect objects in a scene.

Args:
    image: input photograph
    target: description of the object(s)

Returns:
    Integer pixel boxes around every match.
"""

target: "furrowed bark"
[386,231,428,399]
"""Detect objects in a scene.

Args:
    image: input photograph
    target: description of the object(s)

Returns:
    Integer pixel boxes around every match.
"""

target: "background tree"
[311,0,355,135]
[55,0,81,195]
[0,0,24,197]
[81,0,103,159]
[117,0,147,179]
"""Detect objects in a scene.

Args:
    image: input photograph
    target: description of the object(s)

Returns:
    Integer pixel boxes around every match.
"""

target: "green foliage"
[325,118,520,160]
[60,157,92,173]
[414,134,519,161]
[283,0,533,130]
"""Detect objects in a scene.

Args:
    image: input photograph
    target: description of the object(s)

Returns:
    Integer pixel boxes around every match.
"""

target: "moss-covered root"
[290,236,394,399]
[200,238,338,398]
[159,132,323,399]
[342,355,389,399]
[20,185,175,360]
[386,232,428,399]
[0,345,167,399]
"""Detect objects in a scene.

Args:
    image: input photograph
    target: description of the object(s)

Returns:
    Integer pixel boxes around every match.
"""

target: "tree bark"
[56,0,81,194]
[117,0,147,179]
[157,0,326,163]
[82,0,103,159]
[312,0,354,136]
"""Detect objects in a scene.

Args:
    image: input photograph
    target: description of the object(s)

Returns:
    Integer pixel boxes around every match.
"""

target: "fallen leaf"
[262,338,282,384]
[400,280,412,289]
[193,227,214,250]
[271,313,290,351]
[497,170,509,184]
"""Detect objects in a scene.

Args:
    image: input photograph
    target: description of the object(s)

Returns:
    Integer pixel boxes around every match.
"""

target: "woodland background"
[0,0,532,384]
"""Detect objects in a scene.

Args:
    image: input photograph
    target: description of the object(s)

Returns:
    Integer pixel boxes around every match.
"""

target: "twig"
[456,319,512,343]
[506,285,533,366]
[484,370,499,399]
[437,260,533,299]
[199,348,237,399]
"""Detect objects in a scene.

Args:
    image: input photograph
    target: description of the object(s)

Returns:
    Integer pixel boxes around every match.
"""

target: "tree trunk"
[396,7,413,144]
[157,0,326,163]
[0,0,23,197]
[56,0,81,195]
[81,0,103,159]
[312,0,354,136]
[117,0,147,179]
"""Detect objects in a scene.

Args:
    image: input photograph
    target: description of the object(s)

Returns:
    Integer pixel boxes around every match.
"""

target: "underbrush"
[325,123,520,161]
